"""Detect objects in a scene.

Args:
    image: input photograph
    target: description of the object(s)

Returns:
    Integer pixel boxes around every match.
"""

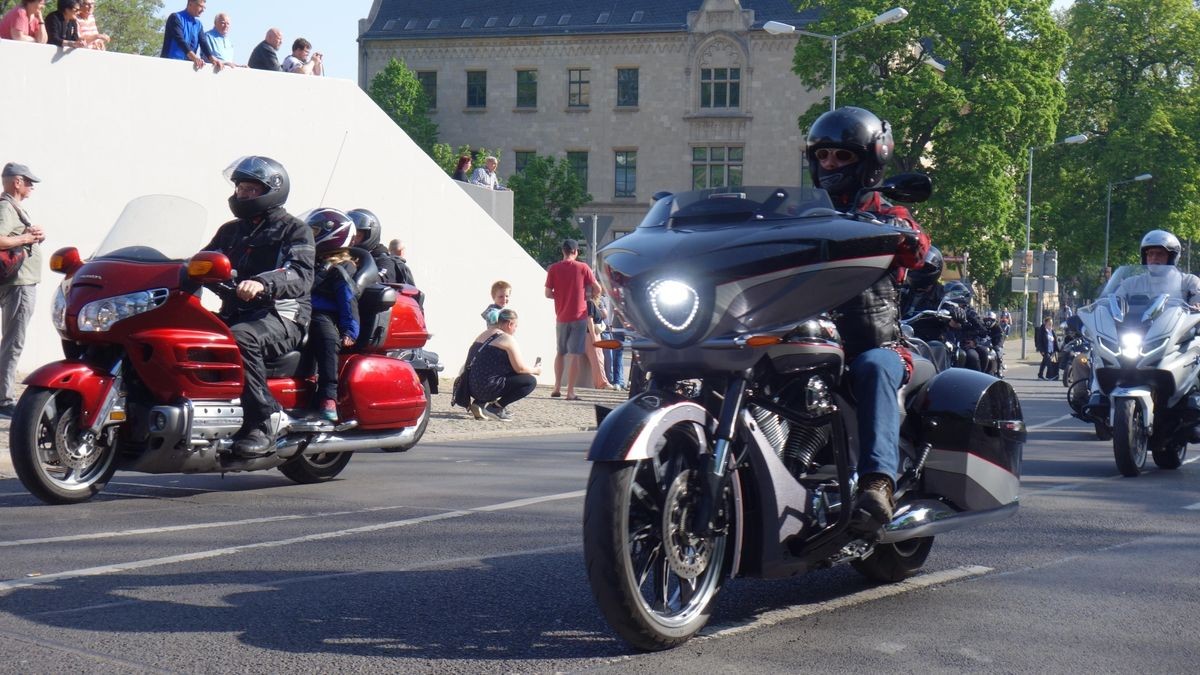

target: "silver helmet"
[1140,229,1182,265]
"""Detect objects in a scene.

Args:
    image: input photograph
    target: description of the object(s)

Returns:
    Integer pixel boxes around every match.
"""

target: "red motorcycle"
[10,196,439,504]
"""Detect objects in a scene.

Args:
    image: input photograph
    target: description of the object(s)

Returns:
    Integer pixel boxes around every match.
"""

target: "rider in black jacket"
[203,156,315,458]
[806,107,931,531]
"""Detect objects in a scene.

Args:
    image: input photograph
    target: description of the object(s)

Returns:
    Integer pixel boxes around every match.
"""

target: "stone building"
[358,0,823,244]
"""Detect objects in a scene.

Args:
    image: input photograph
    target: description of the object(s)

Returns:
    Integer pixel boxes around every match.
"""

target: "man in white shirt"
[281,37,323,76]
[469,156,504,190]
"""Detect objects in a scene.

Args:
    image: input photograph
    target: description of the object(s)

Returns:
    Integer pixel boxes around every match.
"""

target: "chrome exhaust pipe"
[878,499,1017,544]
[278,425,419,457]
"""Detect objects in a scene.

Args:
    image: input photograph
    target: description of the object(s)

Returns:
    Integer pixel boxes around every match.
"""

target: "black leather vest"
[834,270,902,360]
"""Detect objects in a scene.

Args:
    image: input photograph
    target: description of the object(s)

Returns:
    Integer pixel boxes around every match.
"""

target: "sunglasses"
[814,148,857,162]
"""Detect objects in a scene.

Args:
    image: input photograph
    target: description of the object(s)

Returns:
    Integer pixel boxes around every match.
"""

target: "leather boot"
[852,474,895,531]
[232,424,274,458]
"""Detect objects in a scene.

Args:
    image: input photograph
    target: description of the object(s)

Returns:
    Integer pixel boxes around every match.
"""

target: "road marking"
[0,490,585,593]
[1026,454,1199,495]
[1028,414,1073,430]
[699,565,992,640]
[1185,503,1200,511]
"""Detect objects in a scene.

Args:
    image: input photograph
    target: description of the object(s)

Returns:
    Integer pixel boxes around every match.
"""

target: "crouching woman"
[468,308,542,421]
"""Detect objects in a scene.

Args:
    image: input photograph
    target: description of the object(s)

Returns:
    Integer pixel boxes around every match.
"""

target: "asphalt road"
[0,361,1197,673]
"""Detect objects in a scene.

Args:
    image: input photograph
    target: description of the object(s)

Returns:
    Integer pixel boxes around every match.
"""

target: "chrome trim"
[878,500,1018,544]
[89,359,125,436]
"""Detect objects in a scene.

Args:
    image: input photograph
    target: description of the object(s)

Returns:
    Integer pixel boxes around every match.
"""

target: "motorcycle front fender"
[22,360,115,430]
[587,393,710,462]
[1110,387,1154,431]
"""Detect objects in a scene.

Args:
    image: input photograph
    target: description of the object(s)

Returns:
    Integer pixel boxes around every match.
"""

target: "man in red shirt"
[544,239,596,399]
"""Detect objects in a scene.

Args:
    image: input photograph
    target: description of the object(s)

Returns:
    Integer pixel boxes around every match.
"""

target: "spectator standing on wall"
[545,238,596,400]
[75,0,108,49]
[0,163,46,418]
[281,37,323,76]
[202,12,235,70]
[45,0,85,48]
[159,0,208,71]
[247,27,282,71]
[452,156,472,182]
[0,0,48,43]
[470,156,503,190]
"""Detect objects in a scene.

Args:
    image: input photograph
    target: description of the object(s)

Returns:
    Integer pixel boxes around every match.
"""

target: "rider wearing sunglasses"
[804,107,931,532]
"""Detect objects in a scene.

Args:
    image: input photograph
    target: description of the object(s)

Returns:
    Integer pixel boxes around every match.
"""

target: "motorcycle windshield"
[1099,265,1189,304]
[637,186,835,229]
[92,195,209,263]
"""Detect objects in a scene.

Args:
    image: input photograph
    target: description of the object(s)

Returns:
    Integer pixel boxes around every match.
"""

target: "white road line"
[0,490,585,594]
[698,565,992,640]
[1185,503,1200,511]
[1028,414,1073,430]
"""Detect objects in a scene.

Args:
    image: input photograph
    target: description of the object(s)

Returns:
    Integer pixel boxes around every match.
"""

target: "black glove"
[949,304,967,323]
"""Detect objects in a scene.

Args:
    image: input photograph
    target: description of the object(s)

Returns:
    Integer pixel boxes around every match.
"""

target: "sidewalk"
[0,379,622,479]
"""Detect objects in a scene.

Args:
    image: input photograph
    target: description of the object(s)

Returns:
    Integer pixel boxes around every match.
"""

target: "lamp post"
[1105,173,1153,273]
[1020,133,1089,359]
[763,8,908,111]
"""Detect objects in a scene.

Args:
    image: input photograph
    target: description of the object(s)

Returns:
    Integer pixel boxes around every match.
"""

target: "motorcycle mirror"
[49,247,83,276]
[187,252,233,284]
[872,173,932,203]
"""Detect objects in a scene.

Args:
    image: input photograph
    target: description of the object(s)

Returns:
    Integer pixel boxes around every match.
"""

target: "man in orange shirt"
[544,239,595,400]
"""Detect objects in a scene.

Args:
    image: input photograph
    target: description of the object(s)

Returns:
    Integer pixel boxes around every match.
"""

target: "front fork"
[693,375,746,536]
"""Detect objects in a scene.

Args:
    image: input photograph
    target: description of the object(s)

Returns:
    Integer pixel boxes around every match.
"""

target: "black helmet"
[306,208,357,257]
[943,280,972,305]
[907,245,943,291]
[224,156,289,219]
[1140,229,1181,265]
[348,208,381,250]
[806,106,894,193]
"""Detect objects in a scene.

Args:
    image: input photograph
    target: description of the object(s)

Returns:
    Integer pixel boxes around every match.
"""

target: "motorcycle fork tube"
[695,375,746,535]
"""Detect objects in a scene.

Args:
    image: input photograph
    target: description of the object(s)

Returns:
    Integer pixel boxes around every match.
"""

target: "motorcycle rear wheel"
[582,421,728,651]
[852,537,935,583]
[10,387,118,504]
[1152,441,1187,470]
[1112,399,1147,477]
[1093,421,1112,441]
[278,451,353,484]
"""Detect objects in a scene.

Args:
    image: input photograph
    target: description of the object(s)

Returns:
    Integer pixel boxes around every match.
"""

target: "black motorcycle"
[583,176,1024,650]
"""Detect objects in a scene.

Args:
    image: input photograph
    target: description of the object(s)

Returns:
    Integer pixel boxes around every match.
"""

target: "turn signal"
[745,335,783,347]
[49,247,83,275]
[187,260,214,276]
[594,339,622,349]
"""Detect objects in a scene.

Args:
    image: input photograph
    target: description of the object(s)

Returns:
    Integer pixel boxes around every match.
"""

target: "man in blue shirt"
[159,0,208,70]
[203,12,235,71]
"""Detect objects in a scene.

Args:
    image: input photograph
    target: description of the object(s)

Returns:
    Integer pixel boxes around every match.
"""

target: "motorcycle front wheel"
[278,451,353,483]
[582,421,728,651]
[10,387,118,504]
[1112,399,1148,477]
[1152,441,1187,470]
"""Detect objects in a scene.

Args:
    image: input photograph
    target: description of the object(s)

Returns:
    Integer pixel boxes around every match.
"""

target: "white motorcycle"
[1079,265,1200,476]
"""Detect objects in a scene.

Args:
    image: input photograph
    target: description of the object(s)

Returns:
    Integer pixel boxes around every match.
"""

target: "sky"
[156,0,374,81]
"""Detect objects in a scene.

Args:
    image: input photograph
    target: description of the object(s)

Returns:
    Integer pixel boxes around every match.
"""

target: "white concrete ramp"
[0,40,555,382]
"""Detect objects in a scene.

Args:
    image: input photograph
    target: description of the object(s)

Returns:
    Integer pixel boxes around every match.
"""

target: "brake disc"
[53,414,100,471]
[661,469,712,579]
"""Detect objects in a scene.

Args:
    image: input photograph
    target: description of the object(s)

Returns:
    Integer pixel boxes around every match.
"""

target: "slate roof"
[359,0,820,41]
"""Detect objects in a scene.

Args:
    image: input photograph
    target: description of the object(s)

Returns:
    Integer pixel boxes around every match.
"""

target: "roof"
[359,0,819,42]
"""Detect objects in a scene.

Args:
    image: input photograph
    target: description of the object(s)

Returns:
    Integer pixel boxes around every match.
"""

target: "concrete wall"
[0,40,555,384]
[457,181,514,237]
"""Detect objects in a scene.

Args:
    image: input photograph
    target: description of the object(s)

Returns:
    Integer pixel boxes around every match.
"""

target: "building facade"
[358,0,823,243]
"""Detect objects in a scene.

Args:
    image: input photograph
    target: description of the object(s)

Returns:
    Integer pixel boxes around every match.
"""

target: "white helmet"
[1140,230,1181,265]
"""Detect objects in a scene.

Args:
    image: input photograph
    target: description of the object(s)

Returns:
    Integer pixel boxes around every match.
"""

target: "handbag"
[0,195,31,284]
[451,332,503,409]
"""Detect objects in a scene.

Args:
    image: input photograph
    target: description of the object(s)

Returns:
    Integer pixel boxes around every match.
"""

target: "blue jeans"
[602,331,624,386]
[848,348,905,481]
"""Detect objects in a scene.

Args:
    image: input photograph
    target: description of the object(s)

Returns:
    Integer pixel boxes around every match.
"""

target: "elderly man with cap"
[0,162,46,417]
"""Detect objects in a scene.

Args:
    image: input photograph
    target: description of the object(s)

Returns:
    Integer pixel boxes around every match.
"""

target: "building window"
[700,67,740,109]
[516,70,537,108]
[514,151,536,173]
[568,68,590,107]
[615,151,637,198]
[416,71,437,110]
[467,71,487,108]
[692,146,744,189]
[567,151,589,189]
[617,68,638,107]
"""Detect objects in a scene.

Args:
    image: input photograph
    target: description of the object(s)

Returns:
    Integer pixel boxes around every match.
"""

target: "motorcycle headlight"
[51,281,68,332]
[1119,332,1142,359]
[77,289,169,332]
[647,279,700,332]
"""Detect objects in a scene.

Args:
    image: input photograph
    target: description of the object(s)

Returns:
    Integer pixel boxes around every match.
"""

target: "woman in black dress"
[467,308,541,421]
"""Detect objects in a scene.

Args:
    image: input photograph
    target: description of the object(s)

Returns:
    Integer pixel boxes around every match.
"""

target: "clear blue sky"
[156,1,374,80]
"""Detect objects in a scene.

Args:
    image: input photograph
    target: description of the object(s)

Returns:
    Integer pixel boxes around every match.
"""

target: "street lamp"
[1105,173,1153,272]
[763,8,908,111]
[1020,133,1089,359]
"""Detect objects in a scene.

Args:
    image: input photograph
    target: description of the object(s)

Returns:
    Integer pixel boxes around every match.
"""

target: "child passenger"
[481,280,512,327]
[302,209,361,421]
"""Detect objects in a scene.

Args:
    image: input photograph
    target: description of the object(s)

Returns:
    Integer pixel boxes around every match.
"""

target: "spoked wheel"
[10,387,118,504]
[278,451,353,484]
[582,420,728,651]
[386,378,431,452]
[1112,398,1148,477]
[1152,441,1187,470]
[852,537,935,583]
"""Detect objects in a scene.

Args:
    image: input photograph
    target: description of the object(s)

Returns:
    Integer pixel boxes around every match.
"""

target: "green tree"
[787,1,1069,290]
[431,143,500,176]
[506,155,593,267]
[1037,0,1200,290]
[0,0,163,54]
[368,57,439,155]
